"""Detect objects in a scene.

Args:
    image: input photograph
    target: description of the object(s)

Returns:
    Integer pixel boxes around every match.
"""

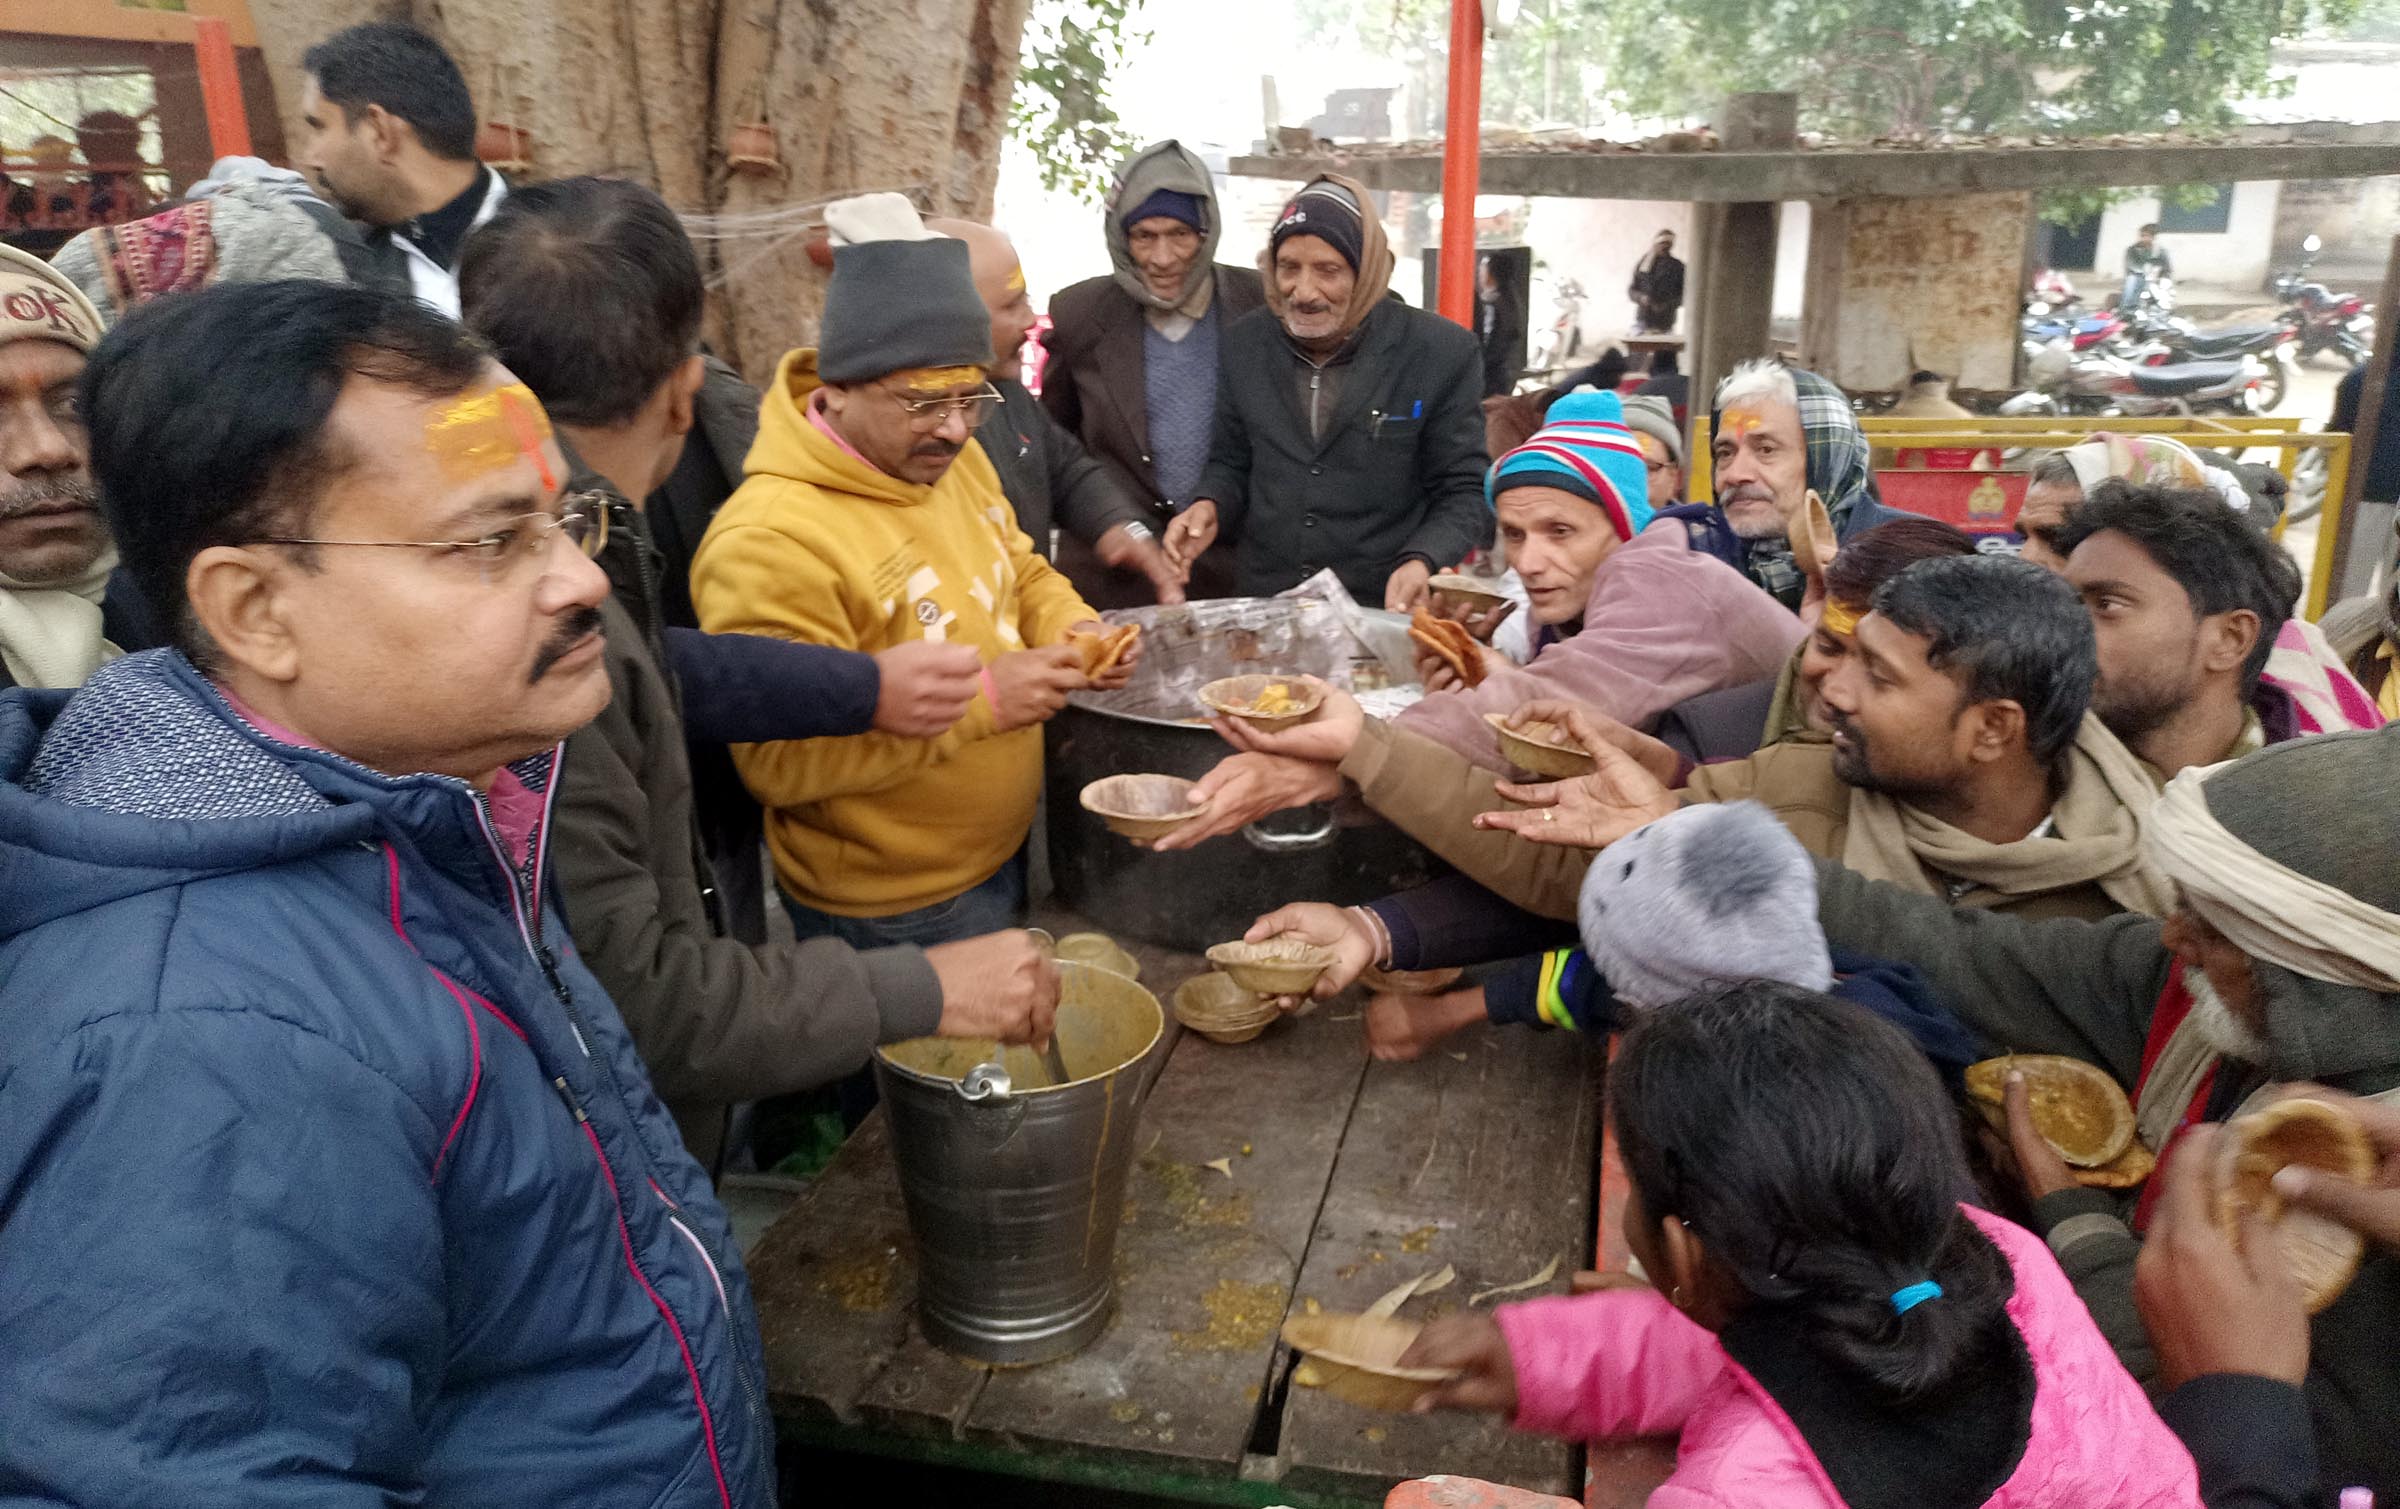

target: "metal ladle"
[1026,928,1072,1087]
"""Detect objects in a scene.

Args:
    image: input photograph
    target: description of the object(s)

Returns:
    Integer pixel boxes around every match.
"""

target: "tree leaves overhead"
[1013,0,1151,203]
[1295,0,2358,140]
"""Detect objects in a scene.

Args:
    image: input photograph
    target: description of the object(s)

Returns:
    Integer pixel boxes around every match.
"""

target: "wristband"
[1120,520,1156,544]
[1347,905,1394,970]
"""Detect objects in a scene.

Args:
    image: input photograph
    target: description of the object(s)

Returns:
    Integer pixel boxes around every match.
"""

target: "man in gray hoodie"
[1040,140,1265,603]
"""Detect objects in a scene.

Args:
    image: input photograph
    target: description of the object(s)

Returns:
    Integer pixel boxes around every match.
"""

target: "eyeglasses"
[890,383,1003,431]
[252,494,599,585]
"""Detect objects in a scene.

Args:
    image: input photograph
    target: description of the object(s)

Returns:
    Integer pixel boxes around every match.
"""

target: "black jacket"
[1197,299,1491,602]
[977,378,1149,559]
[2160,1376,2324,1509]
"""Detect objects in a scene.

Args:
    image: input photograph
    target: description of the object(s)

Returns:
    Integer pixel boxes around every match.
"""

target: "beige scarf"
[0,545,118,689]
[1841,714,2174,917]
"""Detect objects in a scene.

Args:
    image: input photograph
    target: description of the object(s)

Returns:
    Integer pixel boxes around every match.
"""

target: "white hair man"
[1665,358,1909,611]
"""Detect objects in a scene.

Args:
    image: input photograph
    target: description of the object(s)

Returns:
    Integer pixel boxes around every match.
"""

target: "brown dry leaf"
[1364,1263,1458,1319]
[1470,1256,1562,1305]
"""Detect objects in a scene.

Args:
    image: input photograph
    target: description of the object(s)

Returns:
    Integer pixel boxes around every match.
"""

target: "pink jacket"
[1397,525,1803,772]
[1497,1207,2200,1508]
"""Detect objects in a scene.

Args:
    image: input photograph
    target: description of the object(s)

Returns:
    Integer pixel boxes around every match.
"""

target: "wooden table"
[748,921,1608,1507]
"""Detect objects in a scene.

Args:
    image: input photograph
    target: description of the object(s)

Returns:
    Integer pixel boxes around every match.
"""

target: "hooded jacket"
[690,348,1095,917]
[1499,1207,2200,1509]
[553,472,943,1172]
[0,653,772,1508]
[1041,141,1267,536]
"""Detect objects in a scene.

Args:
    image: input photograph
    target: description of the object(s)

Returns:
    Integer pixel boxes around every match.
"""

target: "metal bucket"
[872,962,1169,1365]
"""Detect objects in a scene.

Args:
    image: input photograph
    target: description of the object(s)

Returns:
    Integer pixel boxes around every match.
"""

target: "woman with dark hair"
[1403,983,2200,1509]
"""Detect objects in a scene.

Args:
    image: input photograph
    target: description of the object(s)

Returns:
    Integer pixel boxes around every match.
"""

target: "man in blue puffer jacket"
[0,281,771,1507]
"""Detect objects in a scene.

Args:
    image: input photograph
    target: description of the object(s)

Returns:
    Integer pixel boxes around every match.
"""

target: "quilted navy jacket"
[0,652,772,1508]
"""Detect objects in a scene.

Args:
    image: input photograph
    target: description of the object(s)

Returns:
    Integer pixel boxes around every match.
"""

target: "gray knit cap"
[1619,392,1683,467]
[817,236,994,385]
[1578,800,1833,1009]
[2199,722,2400,913]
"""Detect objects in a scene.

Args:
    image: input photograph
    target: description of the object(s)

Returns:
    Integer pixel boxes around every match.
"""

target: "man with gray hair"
[1658,357,1908,611]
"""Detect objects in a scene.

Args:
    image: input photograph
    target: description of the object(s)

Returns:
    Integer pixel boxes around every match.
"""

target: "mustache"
[1291,300,1335,316]
[1827,709,1863,747]
[529,606,604,684]
[1720,482,1778,505]
[0,473,98,522]
[911,440,963,460]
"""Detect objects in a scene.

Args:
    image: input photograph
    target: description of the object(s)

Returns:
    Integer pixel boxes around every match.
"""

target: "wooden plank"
[1229,135,2400,203]
[1277,1022,1601,1501]
[747,1114,920,1424]
[965,1000,1371,1475]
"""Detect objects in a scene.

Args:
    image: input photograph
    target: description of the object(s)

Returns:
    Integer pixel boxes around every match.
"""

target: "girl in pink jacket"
[1403,983,2202,1508]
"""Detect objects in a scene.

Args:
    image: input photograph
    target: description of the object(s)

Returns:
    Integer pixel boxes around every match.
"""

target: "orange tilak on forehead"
[425,381,557,490]
[1005,264,1027,294]
[1722,406,1770,438]
[899,365,984,396]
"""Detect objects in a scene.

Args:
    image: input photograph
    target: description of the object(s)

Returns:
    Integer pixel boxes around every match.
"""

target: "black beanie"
[1271,181,1365,273]
[817,237,994,384]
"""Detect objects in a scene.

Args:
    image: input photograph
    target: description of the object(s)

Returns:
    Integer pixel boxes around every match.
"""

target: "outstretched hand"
[1146,751,1345,852]
[1472,706,1679,849]
[1398,1312,1517,1415]
[1212,679,1364,765]
[1243,901,1376,998]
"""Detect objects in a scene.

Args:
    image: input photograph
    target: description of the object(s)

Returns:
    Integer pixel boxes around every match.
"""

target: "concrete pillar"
[1689,92,1796,430]
[1799,191,2032,392]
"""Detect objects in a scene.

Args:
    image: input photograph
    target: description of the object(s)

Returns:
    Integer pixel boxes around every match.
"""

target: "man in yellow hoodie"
[694,214,1130,946]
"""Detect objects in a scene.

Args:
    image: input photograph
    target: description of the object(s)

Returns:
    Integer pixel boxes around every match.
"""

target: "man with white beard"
[1797,722,2400,1499]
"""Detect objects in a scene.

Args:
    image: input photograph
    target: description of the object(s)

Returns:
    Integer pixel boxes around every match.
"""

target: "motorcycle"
[2014,336,2267,418]
[1526,276,1587,376]
[2117,304,2299,413]
[2273,233,2375,368]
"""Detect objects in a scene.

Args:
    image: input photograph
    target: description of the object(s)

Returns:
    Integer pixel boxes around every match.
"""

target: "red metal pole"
[1436,0,1484,328]
[194,15,254,161]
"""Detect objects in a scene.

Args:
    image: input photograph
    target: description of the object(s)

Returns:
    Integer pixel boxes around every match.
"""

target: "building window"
[2157,185,2235,235]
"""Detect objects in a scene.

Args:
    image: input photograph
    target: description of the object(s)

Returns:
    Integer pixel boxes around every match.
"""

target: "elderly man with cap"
[691,201,1130,949]
[0,243,155,690]
[931,216,1186,606]
[1659,357,1910,612]
[1161,173,1492,611]
[1041,141,1266,604]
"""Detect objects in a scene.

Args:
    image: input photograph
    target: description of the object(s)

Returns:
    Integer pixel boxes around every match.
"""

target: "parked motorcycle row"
[2009,233,2374,420]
